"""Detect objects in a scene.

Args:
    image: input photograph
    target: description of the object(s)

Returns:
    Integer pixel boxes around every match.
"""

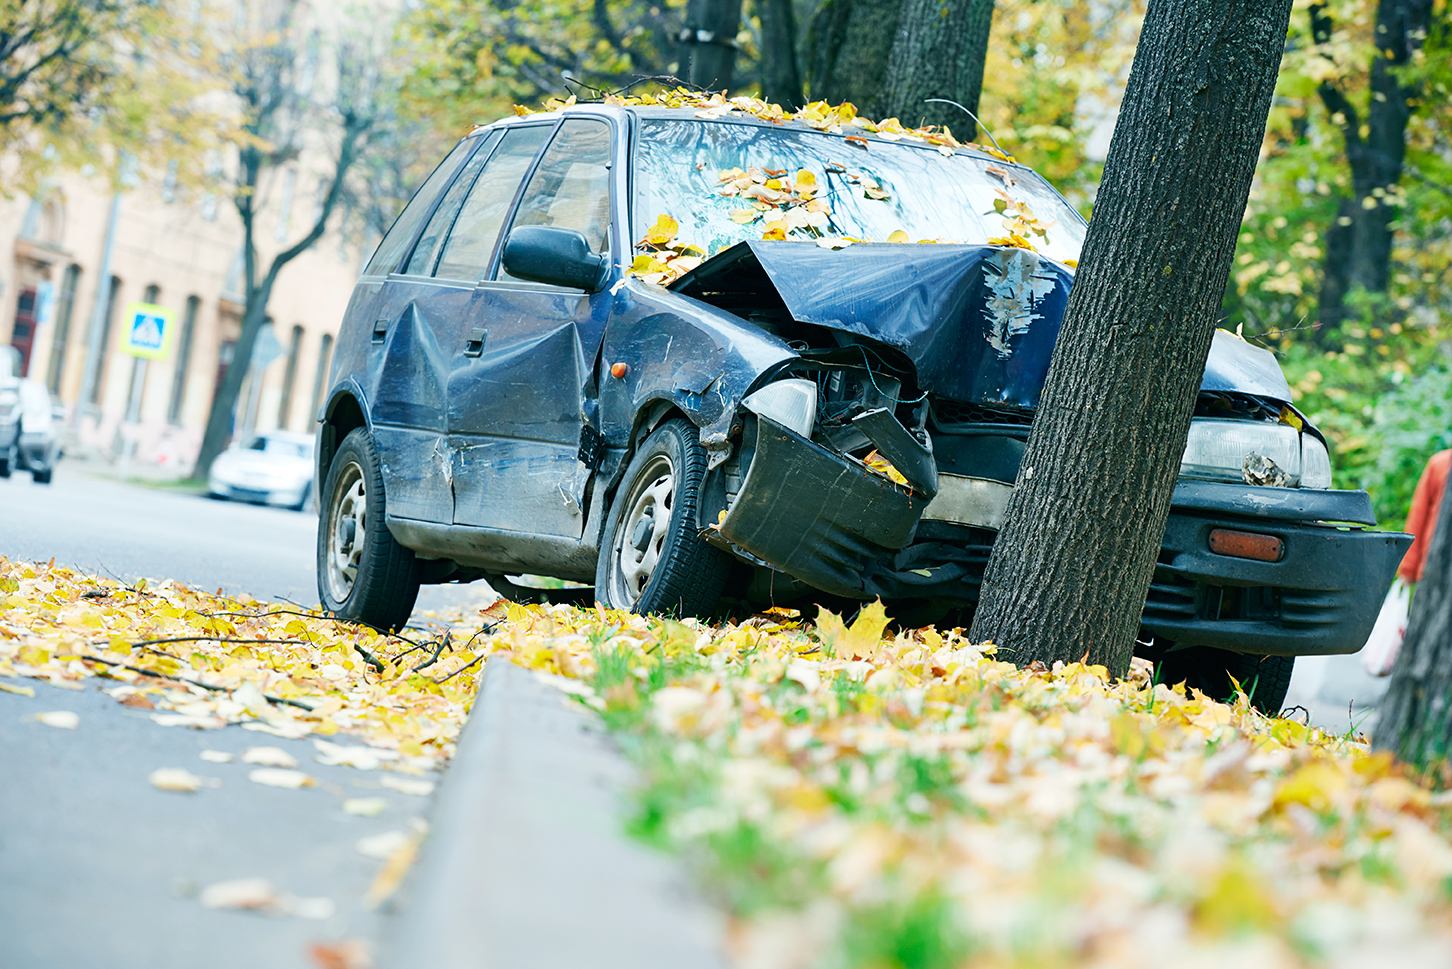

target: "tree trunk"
[194,273,277,478]
[805,0,905,118]
[882,0,994,131]
[1312,0,1434,346]
[682,0,745,90]
[1375,488,1452,775]
[756,0,803,109]
[969,0,1295,677]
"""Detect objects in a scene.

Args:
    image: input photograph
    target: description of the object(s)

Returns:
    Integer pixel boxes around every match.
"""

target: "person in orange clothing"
[1399,449,1452,585]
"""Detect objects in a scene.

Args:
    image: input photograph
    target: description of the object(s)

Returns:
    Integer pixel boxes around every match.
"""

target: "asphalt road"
[0,463,497,969]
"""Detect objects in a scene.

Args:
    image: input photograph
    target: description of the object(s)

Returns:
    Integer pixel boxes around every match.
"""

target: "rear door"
[446,117,618,538]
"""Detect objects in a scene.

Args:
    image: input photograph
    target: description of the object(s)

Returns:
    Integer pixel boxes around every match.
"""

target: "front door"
[11,289,36,376]
[447,117,617,538]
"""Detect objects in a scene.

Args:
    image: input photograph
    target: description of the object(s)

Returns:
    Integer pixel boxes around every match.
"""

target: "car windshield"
[634,119,1086,265]
[246,436,311,458]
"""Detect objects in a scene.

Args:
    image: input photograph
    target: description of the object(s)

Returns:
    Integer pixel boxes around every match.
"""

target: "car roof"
[479,103,1017,169]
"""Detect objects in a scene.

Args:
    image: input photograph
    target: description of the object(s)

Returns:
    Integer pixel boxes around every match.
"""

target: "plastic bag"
[1361,579,1411,677]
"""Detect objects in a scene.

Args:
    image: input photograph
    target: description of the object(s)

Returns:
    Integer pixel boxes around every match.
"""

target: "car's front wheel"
[317,428,420,631]
[1152,643,1295,715]
[595,419,729,617]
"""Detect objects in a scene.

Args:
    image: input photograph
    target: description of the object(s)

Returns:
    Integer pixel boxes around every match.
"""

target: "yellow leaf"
[761,222,788,241]
[887,230,910,244]
[641,213,679,247]
[1273,762,1348,813]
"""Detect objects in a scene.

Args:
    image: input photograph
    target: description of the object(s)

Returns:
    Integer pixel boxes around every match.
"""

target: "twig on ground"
[435,653,485,684]
[78,654,316,711]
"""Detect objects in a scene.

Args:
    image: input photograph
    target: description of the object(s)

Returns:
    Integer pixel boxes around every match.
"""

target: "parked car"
[10,380,60,483]
[313,99,1409,710]
[0,347,20,477]
[209,431,316,510]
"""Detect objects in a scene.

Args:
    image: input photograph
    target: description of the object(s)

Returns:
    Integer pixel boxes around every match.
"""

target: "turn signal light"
[1208,528,1284,562]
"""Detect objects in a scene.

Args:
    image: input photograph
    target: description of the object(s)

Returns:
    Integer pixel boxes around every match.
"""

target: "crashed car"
[315,99,1409,709]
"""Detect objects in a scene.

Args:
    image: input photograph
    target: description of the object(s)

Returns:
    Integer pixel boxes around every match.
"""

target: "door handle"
[463,326,487,357]
[371,318,389,344]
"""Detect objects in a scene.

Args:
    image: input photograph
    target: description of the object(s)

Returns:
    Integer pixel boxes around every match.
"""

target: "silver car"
[208,431,316,511]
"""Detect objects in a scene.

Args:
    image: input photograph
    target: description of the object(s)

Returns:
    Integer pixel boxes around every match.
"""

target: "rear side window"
[498,119,612,284]
[362,137,476,277]
[404,130,502,276]
[434,125,552,283]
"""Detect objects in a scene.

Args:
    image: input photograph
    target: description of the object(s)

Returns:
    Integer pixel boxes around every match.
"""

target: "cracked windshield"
[634,118,1087,267]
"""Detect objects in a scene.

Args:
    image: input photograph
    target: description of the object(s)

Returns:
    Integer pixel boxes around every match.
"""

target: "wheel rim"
[325,460,367,603]
[608,453,676,606]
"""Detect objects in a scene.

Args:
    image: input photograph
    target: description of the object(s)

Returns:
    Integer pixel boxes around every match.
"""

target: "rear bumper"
[712,421,1410,657]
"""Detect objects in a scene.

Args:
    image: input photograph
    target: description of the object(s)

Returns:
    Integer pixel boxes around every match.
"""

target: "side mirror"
[501,226,609,292]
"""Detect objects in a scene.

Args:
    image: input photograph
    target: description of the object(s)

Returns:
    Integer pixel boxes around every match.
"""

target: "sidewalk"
[379,659,728,969]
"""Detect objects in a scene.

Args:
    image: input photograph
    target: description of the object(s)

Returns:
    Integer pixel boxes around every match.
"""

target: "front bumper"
[210,480,309,507]
[711,420,1410,657]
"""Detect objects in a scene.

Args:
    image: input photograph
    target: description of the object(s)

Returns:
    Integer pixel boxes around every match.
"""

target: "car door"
[356,133,488,521]
[447,116,618,538]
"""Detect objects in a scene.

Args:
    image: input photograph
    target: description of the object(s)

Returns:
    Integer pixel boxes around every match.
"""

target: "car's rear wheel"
[317,427,420,631]
[1152,643,1295,715]
[596,419,729,617]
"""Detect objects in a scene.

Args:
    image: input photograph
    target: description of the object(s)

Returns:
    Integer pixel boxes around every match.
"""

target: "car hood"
[672,241,1292,406]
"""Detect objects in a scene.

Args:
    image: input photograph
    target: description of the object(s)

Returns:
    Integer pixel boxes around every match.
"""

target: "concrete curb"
[380,659,728,969]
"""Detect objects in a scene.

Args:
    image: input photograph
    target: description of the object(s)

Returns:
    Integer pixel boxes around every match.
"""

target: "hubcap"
[611,453,675,604]
[325,461,367,603]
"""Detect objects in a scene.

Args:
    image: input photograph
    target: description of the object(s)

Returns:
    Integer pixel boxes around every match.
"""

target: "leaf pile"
[8,557,1451,967]
[444,599,1452,969]
[0,558,486,767]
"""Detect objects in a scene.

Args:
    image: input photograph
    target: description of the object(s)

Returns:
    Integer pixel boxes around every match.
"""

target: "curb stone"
[380,658,728,969]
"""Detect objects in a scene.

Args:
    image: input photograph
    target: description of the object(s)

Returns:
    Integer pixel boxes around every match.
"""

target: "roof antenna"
[924,98,1006,155]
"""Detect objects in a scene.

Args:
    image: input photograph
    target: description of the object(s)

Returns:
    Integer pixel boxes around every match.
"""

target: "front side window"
[433,125,553,282]
[498,119,613,282]
[363,137,477,277]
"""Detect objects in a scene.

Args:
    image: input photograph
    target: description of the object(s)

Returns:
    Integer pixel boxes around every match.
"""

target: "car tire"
[1152,644,1295,715]
[0,453,10,478]
[596,418,730,617]
[317,427,420,631]
[32,468,51,485]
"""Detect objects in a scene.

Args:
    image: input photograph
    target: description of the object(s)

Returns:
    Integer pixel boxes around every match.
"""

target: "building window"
[45,264,81,393]
[308,333,333,423]
[278,324,304,429]
[89,274,122,404]
[143,283,160,305]
[168,295,200,424]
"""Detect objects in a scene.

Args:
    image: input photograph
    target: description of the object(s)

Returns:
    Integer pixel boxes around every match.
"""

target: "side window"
[404,130,502,276]
[363,137,477,277]
[433,125,552,282]
[498,119,612,282]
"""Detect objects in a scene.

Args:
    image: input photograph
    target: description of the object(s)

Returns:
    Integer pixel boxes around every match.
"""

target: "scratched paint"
[982,248,1059,359]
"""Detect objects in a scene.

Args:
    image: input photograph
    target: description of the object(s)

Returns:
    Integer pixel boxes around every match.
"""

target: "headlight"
[1180,418,1331,488]
[742,378,817,438]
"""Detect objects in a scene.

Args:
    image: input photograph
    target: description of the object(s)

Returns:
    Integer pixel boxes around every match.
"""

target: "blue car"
[314,98,1407,710]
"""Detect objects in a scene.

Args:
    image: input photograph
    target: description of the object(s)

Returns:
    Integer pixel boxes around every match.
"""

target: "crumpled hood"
[673,240,1292,405]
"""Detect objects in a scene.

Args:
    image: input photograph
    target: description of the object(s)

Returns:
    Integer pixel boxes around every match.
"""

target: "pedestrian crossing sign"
[121,302,174,359]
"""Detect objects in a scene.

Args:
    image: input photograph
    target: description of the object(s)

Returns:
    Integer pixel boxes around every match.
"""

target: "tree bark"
[1312,0,1434,345]
[969,0,1295,677]
[805,0,905,118]
[682,0,745,90]
[1375,486,1452,774]
[756,0,803,109]
[882,0,994,131]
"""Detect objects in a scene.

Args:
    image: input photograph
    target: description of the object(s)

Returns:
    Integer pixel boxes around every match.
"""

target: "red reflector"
[1208,528,1284,562]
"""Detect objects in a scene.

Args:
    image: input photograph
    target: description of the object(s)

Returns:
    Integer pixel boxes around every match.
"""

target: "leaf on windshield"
[887,230,910,244]
[640,213,679,247]
[730,209,760,224]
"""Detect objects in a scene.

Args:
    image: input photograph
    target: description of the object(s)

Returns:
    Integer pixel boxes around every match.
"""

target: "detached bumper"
[1143,481,1410,656]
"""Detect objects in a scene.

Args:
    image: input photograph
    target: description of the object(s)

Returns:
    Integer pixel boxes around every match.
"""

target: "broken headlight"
[1180,418,1331,489]
[742,378,817,438]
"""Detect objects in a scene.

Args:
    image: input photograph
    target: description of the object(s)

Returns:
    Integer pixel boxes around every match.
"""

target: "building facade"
[0,168,368,474]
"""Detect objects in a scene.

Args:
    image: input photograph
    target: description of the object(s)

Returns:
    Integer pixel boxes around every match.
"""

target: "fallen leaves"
[149,767,205,792]
[199,877,334,919]
[248,767,314,789]
[35,710,78,728]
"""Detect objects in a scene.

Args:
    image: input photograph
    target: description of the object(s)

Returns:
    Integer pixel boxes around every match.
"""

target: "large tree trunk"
[1375,488,1452,774]
[756,0,803,109]
[681,0,745,90]
[882,0,994,130]
[1312,0,1434,345]
[969,0,1295,676]
[805,0,905,118]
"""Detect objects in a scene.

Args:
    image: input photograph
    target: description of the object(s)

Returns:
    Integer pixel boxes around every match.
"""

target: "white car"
[208,431,316,511]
